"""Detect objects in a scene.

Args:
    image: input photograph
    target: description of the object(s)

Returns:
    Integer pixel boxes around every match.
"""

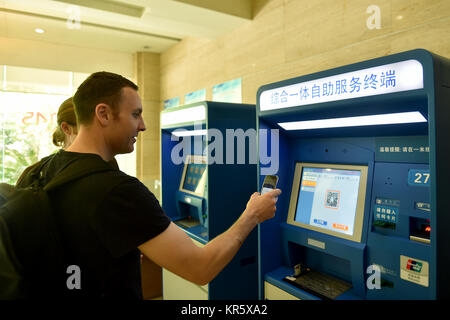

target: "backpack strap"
[43,157,116,192]
[34,154,55,176]
[0,183,15,203]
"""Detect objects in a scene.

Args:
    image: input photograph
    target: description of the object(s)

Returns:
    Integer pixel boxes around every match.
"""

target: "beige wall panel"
[142,102,161,130]
[161,38,189,69]
[141,131,160,157]
[136,53,160,85]
[142,167,159,190]
[142,119,161,137]
[285,37,391,76]
[284,0,392,64]
[136,136,143,179]
[161,59,188,105]
[185,39,227,94]
[224,5,285,79]
[135,53,161,185]
[142,174,162,200]
[141,129,160,148]
[159,0,450,114]
[392,0,450,31]
[242,68,290,104]
[160,43,188,105]
[341,0,392,41]
[134,52,161,184]
[389,18,450,58]
[137,135,160,180]
[186,37,216,55]
[283,0,346,62]
[142,138,160,173]
[140,79,160,103]
[163,37,215,101]
[139,68,160,102]
[141,137,160,153]
[244,17,450,105]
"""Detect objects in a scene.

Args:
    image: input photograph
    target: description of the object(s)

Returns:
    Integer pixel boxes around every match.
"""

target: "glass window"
[0,91,69,184]
[0,65,136,183]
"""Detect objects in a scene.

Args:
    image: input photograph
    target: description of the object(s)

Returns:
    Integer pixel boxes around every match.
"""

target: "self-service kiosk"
[257,49,450,300]
[160,101,258,299]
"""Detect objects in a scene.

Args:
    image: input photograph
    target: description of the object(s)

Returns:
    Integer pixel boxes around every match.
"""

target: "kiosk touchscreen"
[179,155,207,197]
[287,163,368,242]
[175,155,208,231]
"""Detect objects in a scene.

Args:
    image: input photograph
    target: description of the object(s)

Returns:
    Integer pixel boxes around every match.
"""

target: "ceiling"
[0,0,253,54]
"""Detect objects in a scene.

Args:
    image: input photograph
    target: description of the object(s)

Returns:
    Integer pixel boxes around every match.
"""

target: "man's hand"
[244,189,282,225]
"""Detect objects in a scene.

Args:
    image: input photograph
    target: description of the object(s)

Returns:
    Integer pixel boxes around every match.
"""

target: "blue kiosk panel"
[257,49,450,300]
[161,101,259,299]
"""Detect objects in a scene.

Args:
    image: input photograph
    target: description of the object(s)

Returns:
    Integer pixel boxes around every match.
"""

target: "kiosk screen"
[180,155,207,197]
[287,163,368,242]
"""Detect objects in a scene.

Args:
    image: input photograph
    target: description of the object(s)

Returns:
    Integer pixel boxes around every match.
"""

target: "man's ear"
[95,103,112,126]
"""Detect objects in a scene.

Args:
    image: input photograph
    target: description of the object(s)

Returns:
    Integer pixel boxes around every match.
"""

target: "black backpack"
[0,156,115,299]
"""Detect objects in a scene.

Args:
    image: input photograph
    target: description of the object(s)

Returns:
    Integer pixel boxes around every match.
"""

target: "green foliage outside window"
[0,92,68,185]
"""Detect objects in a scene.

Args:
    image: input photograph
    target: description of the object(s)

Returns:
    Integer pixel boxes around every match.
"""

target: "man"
[41,71,280,298]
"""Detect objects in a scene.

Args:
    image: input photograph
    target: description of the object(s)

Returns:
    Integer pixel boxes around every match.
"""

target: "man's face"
[108,87,146,155]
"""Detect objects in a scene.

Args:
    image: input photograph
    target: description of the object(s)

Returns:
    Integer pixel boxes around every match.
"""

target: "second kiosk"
[160,101,258,299]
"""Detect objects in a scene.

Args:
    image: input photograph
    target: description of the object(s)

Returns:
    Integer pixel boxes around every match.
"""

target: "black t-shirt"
[30,150,171,299]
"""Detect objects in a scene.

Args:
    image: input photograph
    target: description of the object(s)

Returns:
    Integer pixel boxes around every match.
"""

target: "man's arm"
[138,189,281,286]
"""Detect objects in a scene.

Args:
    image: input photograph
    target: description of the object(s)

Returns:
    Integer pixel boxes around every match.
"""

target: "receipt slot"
[257,49,450,300]
[160,101,258,299]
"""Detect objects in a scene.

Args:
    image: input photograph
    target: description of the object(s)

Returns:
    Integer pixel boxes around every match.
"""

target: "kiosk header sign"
[260,60,424,111]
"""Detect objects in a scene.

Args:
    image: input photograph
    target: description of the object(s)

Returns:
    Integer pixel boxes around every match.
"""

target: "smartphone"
[261,175,278,195]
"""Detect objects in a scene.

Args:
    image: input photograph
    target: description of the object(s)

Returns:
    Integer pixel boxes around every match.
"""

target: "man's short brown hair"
[73,71,138,125]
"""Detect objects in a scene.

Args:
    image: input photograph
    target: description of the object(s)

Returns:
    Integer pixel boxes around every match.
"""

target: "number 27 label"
[408,169,430,186]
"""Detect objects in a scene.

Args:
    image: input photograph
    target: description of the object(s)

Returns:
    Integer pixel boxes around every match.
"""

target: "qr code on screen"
[326,190,340,208]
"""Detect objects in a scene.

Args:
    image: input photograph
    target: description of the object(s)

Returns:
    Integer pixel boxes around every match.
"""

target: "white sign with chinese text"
[259,60,423,111]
